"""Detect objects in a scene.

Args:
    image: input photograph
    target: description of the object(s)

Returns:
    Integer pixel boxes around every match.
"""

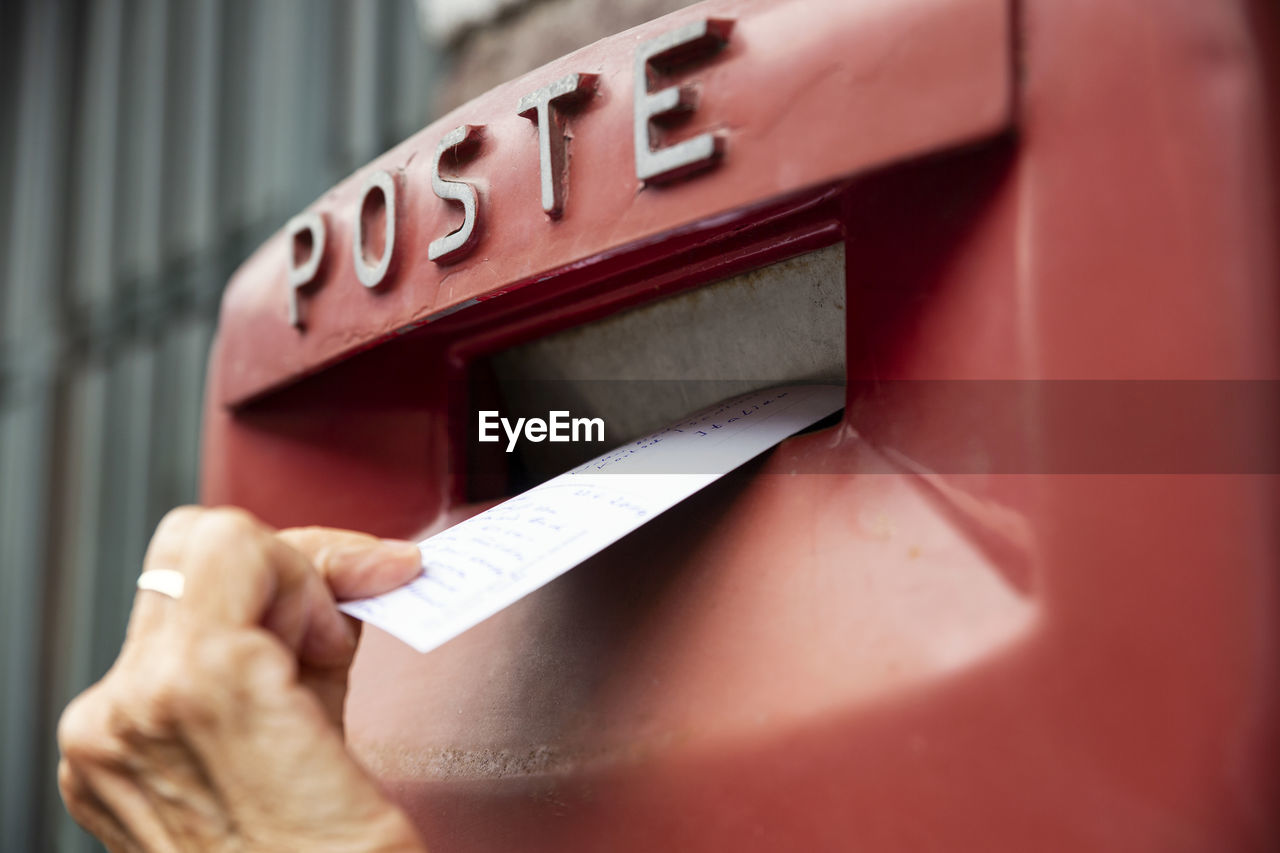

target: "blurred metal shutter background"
[0,1,441,849]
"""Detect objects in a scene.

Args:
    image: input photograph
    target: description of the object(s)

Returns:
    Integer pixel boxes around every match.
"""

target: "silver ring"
[136,569,185,600]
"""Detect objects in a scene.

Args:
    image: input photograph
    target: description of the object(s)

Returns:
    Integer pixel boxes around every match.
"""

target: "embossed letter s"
[429,124,485,264]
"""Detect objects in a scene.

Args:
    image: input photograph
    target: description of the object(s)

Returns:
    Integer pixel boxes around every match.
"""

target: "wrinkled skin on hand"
[57,506,429,852]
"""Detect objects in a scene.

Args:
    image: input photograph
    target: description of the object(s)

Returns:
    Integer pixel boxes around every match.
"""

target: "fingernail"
[379,539,423,564]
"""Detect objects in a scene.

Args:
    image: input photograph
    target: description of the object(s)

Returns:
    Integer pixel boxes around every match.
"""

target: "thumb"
[276,527,423,601]
[275,527,423,729]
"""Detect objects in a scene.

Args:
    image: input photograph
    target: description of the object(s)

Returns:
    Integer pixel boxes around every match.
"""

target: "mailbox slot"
[469,242,846,494]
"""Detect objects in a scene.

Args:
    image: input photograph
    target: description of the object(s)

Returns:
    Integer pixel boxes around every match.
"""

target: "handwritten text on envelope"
[338,385,845,653]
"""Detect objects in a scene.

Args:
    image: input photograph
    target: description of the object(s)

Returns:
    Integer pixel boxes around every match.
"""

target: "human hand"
[57,506,428,852]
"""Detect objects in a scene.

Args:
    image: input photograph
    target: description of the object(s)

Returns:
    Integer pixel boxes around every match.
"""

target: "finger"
[276,527,422,600]
[60,682,201,853]
[58,692,146,853]
[77,766,181,853]
[175,509,351,662]
[276,527,421,671]
[125,506,204,643]
[59,760,135,853]
[288,569,357,669]
[174,507,287,625]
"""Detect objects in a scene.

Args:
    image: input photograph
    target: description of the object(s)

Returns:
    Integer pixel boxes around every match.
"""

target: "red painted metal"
[201,0,1280,849]
[211,0,1012,406]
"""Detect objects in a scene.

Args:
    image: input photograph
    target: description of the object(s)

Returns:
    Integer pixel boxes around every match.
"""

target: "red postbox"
[202,0,1280,849]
